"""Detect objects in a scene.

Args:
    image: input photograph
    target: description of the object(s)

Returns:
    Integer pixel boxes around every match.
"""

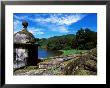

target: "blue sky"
[14,13,97,39]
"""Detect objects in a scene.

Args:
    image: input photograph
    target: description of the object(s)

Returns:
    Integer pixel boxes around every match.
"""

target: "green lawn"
[60,49,87,55]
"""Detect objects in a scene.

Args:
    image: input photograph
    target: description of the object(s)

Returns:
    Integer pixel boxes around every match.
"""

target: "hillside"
[38,28,97,50]
[38,34,75,49]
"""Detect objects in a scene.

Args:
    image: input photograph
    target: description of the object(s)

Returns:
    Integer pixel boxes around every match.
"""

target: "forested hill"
[38,34,75,49]
[37,28,97,50]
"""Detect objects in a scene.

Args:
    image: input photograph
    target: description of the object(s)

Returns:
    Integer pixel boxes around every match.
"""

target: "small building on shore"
[14,21,39,69]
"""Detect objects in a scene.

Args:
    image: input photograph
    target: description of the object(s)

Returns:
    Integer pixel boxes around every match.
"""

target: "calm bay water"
[38,48,62,59]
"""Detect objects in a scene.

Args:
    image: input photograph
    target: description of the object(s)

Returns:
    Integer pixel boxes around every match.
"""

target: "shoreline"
[39,49,87,60]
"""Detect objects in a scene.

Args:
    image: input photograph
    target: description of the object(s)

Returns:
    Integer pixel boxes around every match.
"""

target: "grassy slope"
[60,49,87,55]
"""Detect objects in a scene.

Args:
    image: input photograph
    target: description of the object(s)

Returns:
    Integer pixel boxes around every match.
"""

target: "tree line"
[37,28,97,50]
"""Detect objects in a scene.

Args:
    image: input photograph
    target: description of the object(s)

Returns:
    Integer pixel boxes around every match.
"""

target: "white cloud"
[33,14,85,25]
[14,31,19,34]
[13,14,86,35]
[14,20,21,31]
[59,26,69,33]
[52,26,69,33]
[28,27,44,35]
[14,15,28,20]
[14,27,44,35]
[37,31,44,35]
[14,20,21,26]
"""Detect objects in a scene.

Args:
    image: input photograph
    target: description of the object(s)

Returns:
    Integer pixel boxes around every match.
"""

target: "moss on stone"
[74,69,91,75]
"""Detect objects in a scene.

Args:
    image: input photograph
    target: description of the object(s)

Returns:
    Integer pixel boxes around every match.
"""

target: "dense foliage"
[47,34,75,50]
[73,28,97,50]
[37,38,48,49]
[38,34,75,50]
[37,28,97,50]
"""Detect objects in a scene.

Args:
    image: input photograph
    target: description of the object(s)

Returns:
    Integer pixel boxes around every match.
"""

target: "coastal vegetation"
[38,28,97,52]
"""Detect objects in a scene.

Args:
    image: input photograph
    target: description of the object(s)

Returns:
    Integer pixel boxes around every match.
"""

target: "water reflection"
[38,48,62,59]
